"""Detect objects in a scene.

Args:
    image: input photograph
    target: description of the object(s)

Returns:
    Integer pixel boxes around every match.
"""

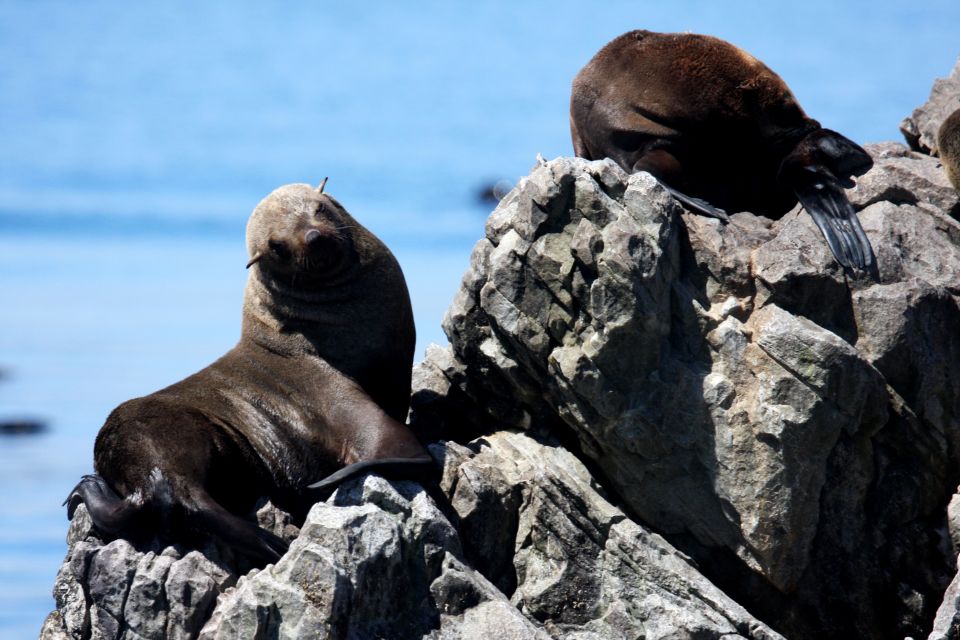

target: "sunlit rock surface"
[414,152,960,638]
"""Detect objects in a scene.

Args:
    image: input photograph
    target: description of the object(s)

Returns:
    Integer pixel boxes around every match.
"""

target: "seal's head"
[245,180,357,282]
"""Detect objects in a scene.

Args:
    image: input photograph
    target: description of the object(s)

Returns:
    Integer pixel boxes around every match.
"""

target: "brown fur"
[66,184,431,561]
[571,30,816,215]
[570,30,876,271]
[939,108,960,190]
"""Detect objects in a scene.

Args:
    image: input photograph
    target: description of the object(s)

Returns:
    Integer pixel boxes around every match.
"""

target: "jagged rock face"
[41,449,781,640]
[416,152,960,638]
[198,475,548,640]
[436,432,783,640]
[40,501,294,640]
[900,58,960,155]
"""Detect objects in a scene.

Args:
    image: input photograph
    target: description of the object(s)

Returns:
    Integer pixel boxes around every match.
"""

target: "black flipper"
[65,472,288,563]
[306,454,435,493]
[64,474,141,534]
[662,184,730,223]
[780,128,876,272]
[792,174,876,272]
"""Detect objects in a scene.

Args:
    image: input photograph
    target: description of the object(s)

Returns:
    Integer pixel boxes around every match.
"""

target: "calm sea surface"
[2,1,958,635]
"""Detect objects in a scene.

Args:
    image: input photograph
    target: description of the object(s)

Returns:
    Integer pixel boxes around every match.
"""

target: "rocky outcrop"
[44,72,960,640]
[198,472,548,640]
[900,58,960,155]
[436,432,782,639]
[40,501,294,640]
[41,442,781,640]
[412,149,960,639]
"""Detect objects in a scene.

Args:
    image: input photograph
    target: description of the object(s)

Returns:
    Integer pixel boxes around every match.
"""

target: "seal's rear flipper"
[306,454,435,494]
[66,473,288,563]
[662,185,730,223]
[64,474,141,533]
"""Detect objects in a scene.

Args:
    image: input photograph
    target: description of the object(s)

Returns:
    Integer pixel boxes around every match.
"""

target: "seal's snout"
[303,227,340,253]
[300,226,348,275]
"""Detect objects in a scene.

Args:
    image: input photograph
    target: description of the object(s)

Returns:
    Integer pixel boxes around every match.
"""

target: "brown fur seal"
[570,30,876,272]
[939,107,960,191]
[64,181,432,562]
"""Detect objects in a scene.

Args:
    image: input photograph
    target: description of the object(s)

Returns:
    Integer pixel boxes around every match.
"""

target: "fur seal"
[65,181,432,562]
[570,30,876,271]
[939,107,960,191]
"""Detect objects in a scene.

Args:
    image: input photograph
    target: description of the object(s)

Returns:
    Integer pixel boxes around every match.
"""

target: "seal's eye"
[268,239,291,261]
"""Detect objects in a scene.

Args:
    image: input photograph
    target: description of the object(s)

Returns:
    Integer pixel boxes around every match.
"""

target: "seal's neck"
[239,261,373,357]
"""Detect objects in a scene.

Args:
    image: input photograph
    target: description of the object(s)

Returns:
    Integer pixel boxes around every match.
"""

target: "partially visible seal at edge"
[939,107,960,191]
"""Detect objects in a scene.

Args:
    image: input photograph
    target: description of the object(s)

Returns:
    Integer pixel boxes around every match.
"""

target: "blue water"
[2,2,958,636]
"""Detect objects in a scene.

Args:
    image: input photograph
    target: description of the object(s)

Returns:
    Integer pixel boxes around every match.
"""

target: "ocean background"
[1,1,958,635]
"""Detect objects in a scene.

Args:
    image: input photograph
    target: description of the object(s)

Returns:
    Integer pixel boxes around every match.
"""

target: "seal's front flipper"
[306,453,435,493]
[662,185,730,223]
[64,474,140,533]
[304,376,437,496]
[780,128,877,273]
[792,172,876,273]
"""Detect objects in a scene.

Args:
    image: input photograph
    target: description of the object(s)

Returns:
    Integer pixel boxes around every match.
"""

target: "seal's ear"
[317,177,329,194]
[246,253,263,269]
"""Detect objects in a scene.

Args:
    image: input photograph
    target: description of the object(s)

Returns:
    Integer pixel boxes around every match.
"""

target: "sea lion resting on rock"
[939,107,960,191]
[65,182,432,562]
[571,29,876,271]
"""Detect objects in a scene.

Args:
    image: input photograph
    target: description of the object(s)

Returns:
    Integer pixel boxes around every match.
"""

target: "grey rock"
[43,504,262,640]
[850,143,959,217]
[900,58,960,155]
[39,611,70,640]
[46,74,960,638]
[422,154,960,638]
[199,474,545,640]
[929,556,960,640]
[948,492,960,555]
[427,553,551,640]
[438,431,783,640]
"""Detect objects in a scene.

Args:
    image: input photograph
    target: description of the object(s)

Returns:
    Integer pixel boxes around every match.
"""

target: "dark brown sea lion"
[939,107,960,191]
[570,29,876,271]
[64,181,432,562]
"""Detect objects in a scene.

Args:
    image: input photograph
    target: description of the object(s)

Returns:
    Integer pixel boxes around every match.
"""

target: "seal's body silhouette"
[571,30,876,271]
[66,182,431,561]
